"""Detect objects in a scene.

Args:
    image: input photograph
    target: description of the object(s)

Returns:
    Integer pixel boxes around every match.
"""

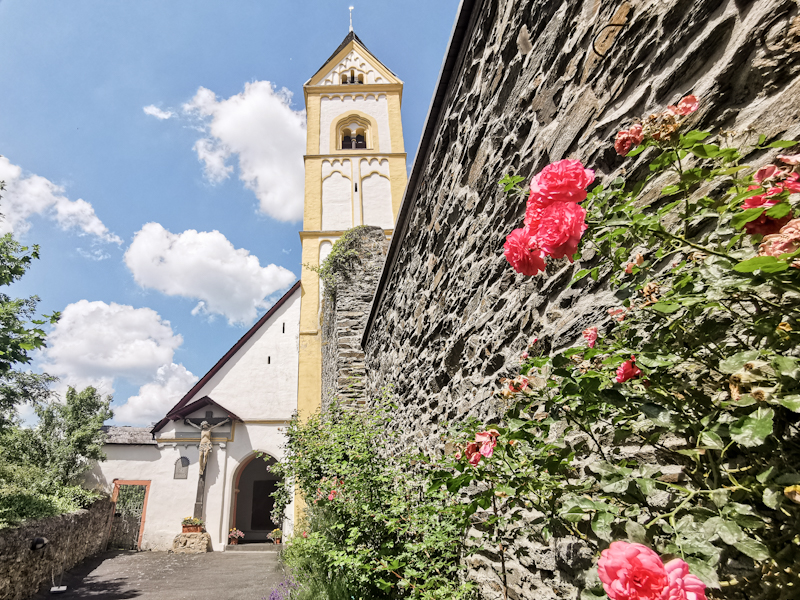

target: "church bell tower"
[296,29,407,420]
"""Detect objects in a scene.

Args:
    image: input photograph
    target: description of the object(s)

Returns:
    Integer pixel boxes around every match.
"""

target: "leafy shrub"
[0,484,99,529]
[272,400,474,600]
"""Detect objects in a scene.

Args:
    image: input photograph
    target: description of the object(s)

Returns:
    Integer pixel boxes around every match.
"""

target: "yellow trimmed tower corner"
[296,30,407,429]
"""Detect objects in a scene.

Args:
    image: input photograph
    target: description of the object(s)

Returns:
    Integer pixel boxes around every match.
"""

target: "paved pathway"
[31,550,289,600]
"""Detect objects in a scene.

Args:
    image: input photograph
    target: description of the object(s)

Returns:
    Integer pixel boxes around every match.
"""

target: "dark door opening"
[234,456,281,543]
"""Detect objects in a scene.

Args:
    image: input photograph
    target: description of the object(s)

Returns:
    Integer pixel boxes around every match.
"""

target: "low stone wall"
[0,498,113,600]
[321,226,389,410]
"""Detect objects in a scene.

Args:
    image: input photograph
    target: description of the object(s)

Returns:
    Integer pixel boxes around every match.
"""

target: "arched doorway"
[233,454,281,543]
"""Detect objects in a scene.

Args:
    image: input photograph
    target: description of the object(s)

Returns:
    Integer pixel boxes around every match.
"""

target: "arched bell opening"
[230,453,281,544]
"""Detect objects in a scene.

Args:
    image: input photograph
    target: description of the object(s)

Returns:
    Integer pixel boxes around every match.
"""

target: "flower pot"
[274,538,281,544]
[229,538,238,545]
[182,525,203,533]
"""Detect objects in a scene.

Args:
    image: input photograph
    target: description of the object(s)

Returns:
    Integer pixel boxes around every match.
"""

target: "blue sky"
[0,0,459,425]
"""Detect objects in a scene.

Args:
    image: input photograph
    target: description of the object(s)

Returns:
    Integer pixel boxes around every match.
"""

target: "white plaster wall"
[177,289,301,420]
[322,171,353,231]
[319,94,391,154]
[84,444,198,551]
[360,159,393,229]
[88,423,294,551]
[320,50,386,86]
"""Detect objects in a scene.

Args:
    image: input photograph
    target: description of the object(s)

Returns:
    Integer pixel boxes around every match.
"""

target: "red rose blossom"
[528,159,595,206]
[616,356,642,383]
[741,185,793,235]
[504,227,546,276]
[536,202,587,260]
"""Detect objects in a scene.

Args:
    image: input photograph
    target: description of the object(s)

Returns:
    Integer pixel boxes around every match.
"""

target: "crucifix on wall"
[185,412,230,519]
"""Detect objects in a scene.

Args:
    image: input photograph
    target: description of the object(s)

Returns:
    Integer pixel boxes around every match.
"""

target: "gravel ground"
[29,550,289,600]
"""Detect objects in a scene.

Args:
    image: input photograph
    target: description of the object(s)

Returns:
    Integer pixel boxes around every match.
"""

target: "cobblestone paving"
[30,550,288,600]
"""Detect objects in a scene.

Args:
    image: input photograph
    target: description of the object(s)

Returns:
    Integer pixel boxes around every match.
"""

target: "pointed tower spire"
[349,6,354,32]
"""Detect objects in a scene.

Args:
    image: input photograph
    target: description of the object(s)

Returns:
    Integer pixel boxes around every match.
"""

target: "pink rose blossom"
[616,356,642,383]
[666,95,699,117]
[759,218,800,268]
[479,438,497,458]
[504,227,546,276]
[608,307,627,322]
[754,165,781,184]
[676,95,699,115]
[528,159,595,206]
[521,351,529,360]
[465,442,482,466]
[625,263,634,274]
[583,326,598,348]
[536,202,588,260]
[328,490,338,501]
[661,559,707,600]
[615,124,645,156]
[778,153,800,165]
[598,541,668,600]
[476,430,499,458]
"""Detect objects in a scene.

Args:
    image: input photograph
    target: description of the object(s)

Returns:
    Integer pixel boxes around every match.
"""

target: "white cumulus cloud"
[143,104,175,120]
[40,300,197,426]
[0,156,122,244]
[183,81,306,222]
[114,363,198,426]
[124,222,296,325]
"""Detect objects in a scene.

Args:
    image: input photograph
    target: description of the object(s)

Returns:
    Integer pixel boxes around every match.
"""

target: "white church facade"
[86,282,301,550]
[86,30,407,551]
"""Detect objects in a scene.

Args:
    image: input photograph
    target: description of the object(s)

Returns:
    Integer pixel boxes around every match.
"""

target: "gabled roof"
[322,31,370,72]
[101,426,156,445]
[306,30,399,86]
[151,281,301,433]
[166,396,243,423]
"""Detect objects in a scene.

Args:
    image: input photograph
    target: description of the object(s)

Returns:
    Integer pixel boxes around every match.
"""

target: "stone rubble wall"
[362,0,800,597]
[321,226,389,410]
[0,498,113,600]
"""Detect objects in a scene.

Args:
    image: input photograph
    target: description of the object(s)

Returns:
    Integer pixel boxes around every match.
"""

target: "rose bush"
[437,95,800,600]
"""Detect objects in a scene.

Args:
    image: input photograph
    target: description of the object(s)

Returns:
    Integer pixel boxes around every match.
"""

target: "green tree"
[3,386,113,490]
[0,181,60,431]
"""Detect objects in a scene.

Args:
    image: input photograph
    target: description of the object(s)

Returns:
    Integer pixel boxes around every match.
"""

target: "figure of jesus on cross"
[186,419,230,474]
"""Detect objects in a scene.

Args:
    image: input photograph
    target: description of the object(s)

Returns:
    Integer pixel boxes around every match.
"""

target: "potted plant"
[269,528,283,544]
[181,516,204,533]
[228,528,244,545]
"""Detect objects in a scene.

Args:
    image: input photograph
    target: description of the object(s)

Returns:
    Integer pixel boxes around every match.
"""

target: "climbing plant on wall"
[434,96,800,600]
